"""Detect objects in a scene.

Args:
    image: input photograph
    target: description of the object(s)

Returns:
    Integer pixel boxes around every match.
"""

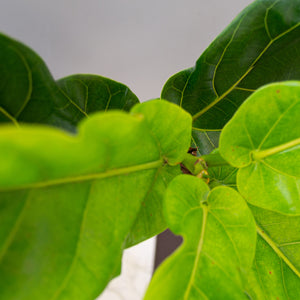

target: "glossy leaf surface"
[0,100,191,299]
[162,0,300,151]
[144,175,256,300]
[246,205,300,299]
[0,33,139,131]
[220,82,300,214]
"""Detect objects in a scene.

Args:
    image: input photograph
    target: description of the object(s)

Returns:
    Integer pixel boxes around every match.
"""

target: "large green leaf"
[220,82,300,214]
[144,175,256,300]
[0,33,139,131]
[125,165,181,247]
[246,205,300,299]
[0,33,182,247]
[126,100,192,247]
[162,0,300,151]
[0,100,191,299]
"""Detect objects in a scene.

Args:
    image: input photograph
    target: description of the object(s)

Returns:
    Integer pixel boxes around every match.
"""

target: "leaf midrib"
[0,159,163,192]
[256,224,300,278]
[184,205,208,299]
[253,137,300,160]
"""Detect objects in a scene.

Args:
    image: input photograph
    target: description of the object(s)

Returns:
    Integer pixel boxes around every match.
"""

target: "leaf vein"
[50,183,93,300]
[0,106,19,126]
[0,160,163,192]
[0,193,31,266]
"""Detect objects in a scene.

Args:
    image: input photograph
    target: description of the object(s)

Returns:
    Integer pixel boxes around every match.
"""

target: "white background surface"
[1,1,252,299]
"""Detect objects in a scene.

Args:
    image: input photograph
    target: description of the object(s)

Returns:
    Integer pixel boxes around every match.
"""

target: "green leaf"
[125,165,181,247]
[191,130,221,156]
[207,165,237,190]
[144,175,256,300]
[245,205,300,299]
[126,100,193,247]
[0,33,139,131]
[220,82,300,214]
[162,0,300,151]
[0,100,191,299]
[57,74,139,114]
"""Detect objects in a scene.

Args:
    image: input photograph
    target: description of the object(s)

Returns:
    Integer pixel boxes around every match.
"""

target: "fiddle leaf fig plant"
[0,0,299,299]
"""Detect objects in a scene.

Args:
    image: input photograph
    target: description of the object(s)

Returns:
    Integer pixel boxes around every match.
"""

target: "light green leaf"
[162,0,300,151]
[131,100,192,166]
[126,100,193,247]
[125,165,181,247]
[220,82,300,214]
[0,100,191,299]
[144,175,256,300]
[245,205,300,299]
[0,33,139,131]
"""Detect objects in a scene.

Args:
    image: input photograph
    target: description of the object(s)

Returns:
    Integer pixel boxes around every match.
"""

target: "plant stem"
[181,151,230,176]
[181,153,206,175]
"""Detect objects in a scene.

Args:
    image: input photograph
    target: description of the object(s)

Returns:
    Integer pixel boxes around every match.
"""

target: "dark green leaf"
[0,33,139,131]
[57,74,138,114]
[191,130,221,156]
[220,82,300,214]
[208,165,237,190]
[0,100,191,299]
[144,175,256,300]
[162,0,300,151]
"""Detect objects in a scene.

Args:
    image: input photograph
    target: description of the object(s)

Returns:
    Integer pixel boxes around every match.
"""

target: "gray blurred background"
[0,1,252,299]
[1,0,252,102]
